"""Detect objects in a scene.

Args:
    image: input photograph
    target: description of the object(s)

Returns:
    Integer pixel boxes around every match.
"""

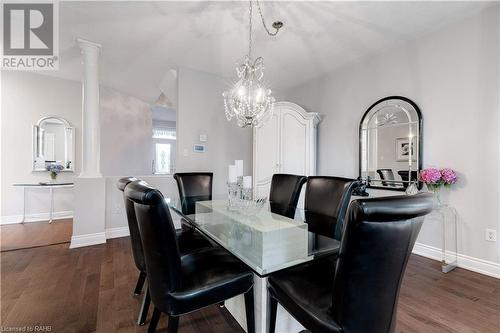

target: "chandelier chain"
[256,0,280,36]
[223,0,280,128]
[248,0,253,59]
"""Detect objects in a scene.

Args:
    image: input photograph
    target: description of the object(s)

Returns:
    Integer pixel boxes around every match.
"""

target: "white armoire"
[253,102,320,199]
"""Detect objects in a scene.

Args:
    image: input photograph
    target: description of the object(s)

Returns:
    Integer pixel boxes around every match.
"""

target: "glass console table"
[13,182,74,223]
[426,204,458,273]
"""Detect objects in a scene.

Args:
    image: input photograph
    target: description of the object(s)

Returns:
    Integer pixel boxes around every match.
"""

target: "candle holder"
[227,182,239,208]
[241,187,252,201]
[227,182,266,215]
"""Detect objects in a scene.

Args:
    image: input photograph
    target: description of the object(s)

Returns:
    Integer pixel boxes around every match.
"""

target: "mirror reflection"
[359,97,422,190]
[33,116,75,172]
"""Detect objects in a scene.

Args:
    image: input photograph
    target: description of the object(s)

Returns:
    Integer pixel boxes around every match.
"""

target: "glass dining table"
[166,196,340,277]
[166,196,340,333]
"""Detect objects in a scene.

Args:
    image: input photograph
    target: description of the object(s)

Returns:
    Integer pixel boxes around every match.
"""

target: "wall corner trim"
[69,232,106,249]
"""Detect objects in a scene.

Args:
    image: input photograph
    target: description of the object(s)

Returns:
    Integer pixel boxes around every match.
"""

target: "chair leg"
[167,315,180,333]
[148,307,161,333]
[218,301,225,308]
[137,289,151,325]
[134,271,147,295]
[244,287,255,333]
[267,292,278,333]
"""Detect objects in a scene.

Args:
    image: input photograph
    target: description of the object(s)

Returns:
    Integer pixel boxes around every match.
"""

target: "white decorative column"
[70,38,106,248]
[77,38,102,178]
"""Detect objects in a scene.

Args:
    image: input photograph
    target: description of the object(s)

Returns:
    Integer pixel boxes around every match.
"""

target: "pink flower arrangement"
[419,167,458,192]
[441,168,458,185]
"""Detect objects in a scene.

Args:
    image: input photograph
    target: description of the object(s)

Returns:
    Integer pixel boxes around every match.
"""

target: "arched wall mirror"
[359,96,422,191]
[32,116,75,172]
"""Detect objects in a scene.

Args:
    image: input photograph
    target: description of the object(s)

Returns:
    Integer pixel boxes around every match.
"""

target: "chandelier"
[223,0,283,128]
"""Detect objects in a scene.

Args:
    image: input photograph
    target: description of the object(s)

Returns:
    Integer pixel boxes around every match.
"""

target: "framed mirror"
[359,96,422,191]
[33,116,75,172]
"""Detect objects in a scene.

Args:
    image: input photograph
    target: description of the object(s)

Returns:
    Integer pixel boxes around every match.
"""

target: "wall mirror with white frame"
[32,116,75,172]
[359,96,423,191]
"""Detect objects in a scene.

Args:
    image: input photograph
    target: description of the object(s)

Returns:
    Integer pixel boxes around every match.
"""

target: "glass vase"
[50,172,57,182]
[427,184,442,207]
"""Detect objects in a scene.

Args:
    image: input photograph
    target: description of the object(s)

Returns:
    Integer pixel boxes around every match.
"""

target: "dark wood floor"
[1,237,499,333]
[0,219,72,252]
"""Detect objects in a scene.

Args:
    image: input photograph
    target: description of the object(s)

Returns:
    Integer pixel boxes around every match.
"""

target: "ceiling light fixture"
[223,0,283,128]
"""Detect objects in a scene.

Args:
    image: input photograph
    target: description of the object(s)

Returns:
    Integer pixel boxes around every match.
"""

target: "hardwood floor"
[1,237,499,333]
[0,219,72,252]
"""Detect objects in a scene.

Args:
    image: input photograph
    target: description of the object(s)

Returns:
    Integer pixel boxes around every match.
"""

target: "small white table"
[13,183,74,223]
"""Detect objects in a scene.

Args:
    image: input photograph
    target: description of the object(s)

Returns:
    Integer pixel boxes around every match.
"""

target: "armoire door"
[253,111,280,198]
[280,106,311,176]
[279,105,314,207]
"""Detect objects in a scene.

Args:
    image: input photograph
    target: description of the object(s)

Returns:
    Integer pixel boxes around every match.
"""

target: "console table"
[13,183,74,223]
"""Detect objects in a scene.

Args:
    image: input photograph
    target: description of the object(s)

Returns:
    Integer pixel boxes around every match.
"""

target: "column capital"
[77,38,102,52]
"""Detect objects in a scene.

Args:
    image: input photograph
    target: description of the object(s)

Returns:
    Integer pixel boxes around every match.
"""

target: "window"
[155,143,171,174]
[152,127,176,140]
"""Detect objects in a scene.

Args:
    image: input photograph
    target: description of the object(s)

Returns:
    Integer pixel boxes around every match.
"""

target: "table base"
[225,274,304,333]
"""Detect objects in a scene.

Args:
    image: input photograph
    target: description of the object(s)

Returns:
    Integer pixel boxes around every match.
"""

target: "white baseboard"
[0,211,73,225]
[69,232,106,249]
[412,242,500,279]
[105,226,130,239]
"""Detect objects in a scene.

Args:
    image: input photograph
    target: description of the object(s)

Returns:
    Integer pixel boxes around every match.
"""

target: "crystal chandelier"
[223,0,282,128]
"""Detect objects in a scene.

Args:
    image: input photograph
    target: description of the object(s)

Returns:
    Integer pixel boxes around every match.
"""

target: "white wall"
[283,6,500,265]
[176,67,253,195]
[1,72,155,223]
[1,72,81,222]
[105,175,179,232]
[103,68,254,234]
[100,86,153,176]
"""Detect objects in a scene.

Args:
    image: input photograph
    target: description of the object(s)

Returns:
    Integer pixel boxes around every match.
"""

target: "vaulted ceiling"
[47,1,492,102]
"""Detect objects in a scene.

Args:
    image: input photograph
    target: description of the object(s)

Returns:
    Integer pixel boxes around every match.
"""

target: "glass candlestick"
[227,182,239,208]
[405,181,419,195]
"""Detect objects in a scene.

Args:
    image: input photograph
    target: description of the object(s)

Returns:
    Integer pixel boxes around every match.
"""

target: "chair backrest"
[331,193,434,333]
[377,169,396,187]
[397,170,418,189]
[304,176,357,240]
[117,177,145,272]
[269,174,307,218]
[173,172,213,215]
[125,180,182,311]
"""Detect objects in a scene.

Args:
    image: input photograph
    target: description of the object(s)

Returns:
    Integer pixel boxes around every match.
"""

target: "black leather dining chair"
[377,168,396,187]
[304,176,357,240]
[269,174,307,218]
[117,177,212,326]
[267,193,434,333]
[125,180,255,333]
[398,170,418,189]
[173,172,213,215]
